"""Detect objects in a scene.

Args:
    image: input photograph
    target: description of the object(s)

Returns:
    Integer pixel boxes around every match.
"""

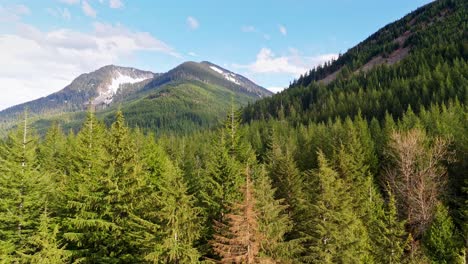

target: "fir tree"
[20,208,70,264]
[305,151,366,263]
[265,135,310,251]
[65,110,145,263]
[254,166,301,262]
[138,139,201,263]
[211,167,265,263]
[423,203,463,263]
[372,186,409,264]
[0,112,45,260]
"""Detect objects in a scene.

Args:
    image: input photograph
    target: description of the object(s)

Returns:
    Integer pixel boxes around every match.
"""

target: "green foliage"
[139,139,201,263]
[305,151,368,263]
[423,203,463,263]
[0,1,466,262]
[0,113,46,260]
[20,209,71,264]
[243,0,467,124]
[254,166,301,262]
[372,186,409,264]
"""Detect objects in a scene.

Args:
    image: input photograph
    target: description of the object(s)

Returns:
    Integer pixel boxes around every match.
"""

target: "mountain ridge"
[0,61,271,135]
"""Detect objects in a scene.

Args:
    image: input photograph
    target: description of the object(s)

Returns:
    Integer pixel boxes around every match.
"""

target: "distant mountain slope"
[243,0,467,123]
[0,65,155,121]
[144,61,271,98]
[0,61,271,135]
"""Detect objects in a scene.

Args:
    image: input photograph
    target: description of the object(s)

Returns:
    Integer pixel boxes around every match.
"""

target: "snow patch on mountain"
[108,73,148,94]
[93,71,152,106]
[224,73,240,85]
[210,65,240,85]
[209,66,224,74]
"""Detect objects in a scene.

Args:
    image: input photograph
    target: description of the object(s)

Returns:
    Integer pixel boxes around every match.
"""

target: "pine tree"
[20,208,70,264]
[254,166,301,262]
[372,186,409,264]
[38,122,68,218]
[138,139,201,263]
[305,151,366,263]
[266,136,310,248]
[65,110,146,263]
[211,167,265,263]
[0,112,45,261]
[423,203,463,263]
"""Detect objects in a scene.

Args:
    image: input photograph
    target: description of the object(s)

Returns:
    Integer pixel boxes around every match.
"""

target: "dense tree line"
[244,0,467,124]
[0,0,466,263]
[0,99,465,263]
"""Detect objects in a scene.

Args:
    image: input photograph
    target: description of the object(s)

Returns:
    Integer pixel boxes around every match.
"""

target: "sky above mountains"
[0,0,431,110]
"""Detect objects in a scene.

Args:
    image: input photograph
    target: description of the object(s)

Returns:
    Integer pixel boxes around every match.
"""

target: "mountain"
[0,65,155,120]
[144,61,270,98]
[243,0,467,123]
[0,61,271,135]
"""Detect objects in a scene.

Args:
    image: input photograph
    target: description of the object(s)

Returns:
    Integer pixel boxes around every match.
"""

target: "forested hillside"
[0,61,271,137]
[243,0,467,123]
[0,0,466,263]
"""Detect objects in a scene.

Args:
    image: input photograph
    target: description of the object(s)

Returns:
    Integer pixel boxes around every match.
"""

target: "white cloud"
[59,0,80,4]
[187,16,199,30]
[109,0,123,9]
[234,48,337,76]
[267,86,286,93]
[82,1,96,18]
[0,23,180,110]
[279,24,287,36]
[61,8,71,20]
[188,51,198,57]
[46,7,71,20]
[241,25,256,33]
[0,4,31,22]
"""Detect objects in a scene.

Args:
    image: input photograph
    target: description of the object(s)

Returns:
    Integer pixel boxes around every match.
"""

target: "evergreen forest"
[0,0,467,263]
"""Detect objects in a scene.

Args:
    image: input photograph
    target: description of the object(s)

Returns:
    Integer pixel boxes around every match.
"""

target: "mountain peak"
[146,61,272,98]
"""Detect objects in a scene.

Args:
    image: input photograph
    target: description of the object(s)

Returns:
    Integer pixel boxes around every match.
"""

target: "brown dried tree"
[385,128,452,240]
[211,167,272,264]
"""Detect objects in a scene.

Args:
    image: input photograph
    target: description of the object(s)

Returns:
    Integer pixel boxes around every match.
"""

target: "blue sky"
[0,0,431,110]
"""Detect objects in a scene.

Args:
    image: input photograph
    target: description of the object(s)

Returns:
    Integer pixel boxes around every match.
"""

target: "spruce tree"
[423,203,463,263]
[372,186,409,264]
[198,109,249,253]
[138,139,201,263]
[254,166,301,262]
[211,167,265,263]
[20,208,70,264]
[305,151,366,263]
[65,110,145,263]
[0,112,45,261]
[38,122,68,218]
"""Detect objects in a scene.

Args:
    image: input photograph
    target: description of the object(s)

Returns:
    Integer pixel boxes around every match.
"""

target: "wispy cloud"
[0,4,31,22]
[46,7,71,20]
[82,1,97,18]
[187,16,199,30]
[0,22,180,110]
[58,0,80,5]
[109,0,123,9]
[241,25,256,32]
[279,24,287,36]
[188,51,198,57]
[234,48,337,76]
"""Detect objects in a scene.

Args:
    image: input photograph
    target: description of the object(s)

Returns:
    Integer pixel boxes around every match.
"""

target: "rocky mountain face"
[0,61,271,135]
[0,65,155,121]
